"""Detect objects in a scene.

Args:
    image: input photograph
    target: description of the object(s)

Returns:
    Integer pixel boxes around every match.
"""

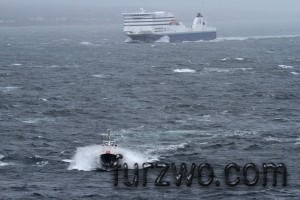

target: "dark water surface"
[0,25,300,199]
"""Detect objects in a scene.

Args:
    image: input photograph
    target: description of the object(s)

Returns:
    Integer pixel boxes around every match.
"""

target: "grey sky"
[0,0,299,28]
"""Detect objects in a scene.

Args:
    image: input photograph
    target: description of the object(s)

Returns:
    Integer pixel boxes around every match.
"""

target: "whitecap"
[36,161,48,167]
[204,68,230,73]
[46,65,62,68]
[291,72,299,75]
[22,118,54,124]
[223,130,257,138]
[164,143,189,150]
[31,65,78,68]
[0,155,13,167]
[265,136,282,142]
[39,98,48,102]
[235,68,253,71]
[278,65,293,69]
[80,41,92,45]
[62,159,72,163]
[145,142,190,156]
[218,37,248,41]
[235,57,244,61]
[221,58,229,61]
[0,162,10,167]
[124,37,133,43]
[173,68,196,73]
[155,35,170,43]
[12,63,22,66]
[0,86,19,92]
[91,74,106,78]
[219,35,300,41]
[22,119,41,124]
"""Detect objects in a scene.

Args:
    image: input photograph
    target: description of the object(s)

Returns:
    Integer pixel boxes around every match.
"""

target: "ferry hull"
[126,31,216,43]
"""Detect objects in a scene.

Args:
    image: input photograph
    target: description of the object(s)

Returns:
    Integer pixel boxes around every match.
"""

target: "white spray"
[68,145,154,171]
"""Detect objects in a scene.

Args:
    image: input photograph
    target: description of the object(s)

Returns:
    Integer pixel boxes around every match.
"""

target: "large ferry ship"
[122,8,216,43]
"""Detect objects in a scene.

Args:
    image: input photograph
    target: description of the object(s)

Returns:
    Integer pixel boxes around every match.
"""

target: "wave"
[38,98,48,102]
[35,161,48,167]
[145,142,191,156]
[79,41,102,46]
[278,65,293,69]
[62,159,72,163]
[265,136,283,142]
[243,144,262,151]
[173,68,196,73]
[221,57,247,62]
[79,42,92,45]
[29,65,78,69]
[0,162,10,166]
[291,72,299,75]
[235,67,253,71]
[11,63,22,66]
[204,67,252,73]
[222,130,257,138]
[204,67,230,73]
[155,35,170,43]
[218,34,300,41]
[22,117,54,124]
[264,137,300,144]
[221,58,229,61]
[0,154,14,167]
[91,74,107,78]
[68,145,156,171]
[0,86,19,92]
[162,143,189,151]
[124,37,133,43]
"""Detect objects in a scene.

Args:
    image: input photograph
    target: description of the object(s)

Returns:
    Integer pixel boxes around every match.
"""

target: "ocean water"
[0,25,300,199]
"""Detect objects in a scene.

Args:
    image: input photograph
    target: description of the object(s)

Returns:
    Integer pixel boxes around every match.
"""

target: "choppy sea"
[0,25,300,199]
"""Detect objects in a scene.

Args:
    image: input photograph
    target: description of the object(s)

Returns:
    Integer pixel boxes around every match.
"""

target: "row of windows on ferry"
[124,17,174,20]
[124,20,173,23]
[123,14,171,17]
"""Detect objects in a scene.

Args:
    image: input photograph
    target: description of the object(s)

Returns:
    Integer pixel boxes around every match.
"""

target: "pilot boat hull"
[99,153,123,171]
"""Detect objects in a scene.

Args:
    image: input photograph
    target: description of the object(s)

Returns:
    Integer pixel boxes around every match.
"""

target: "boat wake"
[67,145,156,171]
[155,35,170,43]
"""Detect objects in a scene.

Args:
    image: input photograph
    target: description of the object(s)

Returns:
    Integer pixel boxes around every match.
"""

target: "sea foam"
[91,74,106,78]
[278,65,293,69]
[155,35,170,43]
[173,68,196,73]
[218,34,300,41]
[0,86,19,92]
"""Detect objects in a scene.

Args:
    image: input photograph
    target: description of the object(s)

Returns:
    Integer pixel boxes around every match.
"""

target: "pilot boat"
[98,131,123,171]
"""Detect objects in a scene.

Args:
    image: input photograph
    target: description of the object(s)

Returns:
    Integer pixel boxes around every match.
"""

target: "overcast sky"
[1,0,300,28]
